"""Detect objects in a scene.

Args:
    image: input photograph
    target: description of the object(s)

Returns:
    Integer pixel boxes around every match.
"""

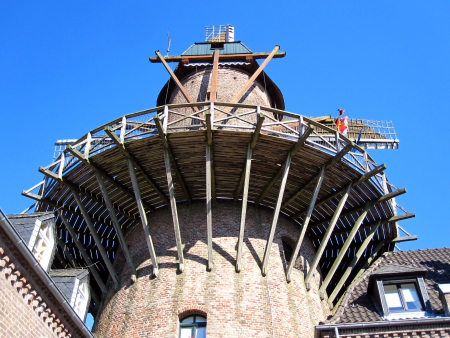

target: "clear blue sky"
[1,1,449,256]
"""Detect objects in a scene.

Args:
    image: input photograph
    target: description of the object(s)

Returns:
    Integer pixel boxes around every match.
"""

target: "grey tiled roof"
[7,212,55,244]
[328,248,450,324]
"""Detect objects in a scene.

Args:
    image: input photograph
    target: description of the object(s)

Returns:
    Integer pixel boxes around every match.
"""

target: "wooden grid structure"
[23,101,415,310]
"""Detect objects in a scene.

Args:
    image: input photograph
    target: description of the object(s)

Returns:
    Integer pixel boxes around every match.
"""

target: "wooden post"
[236,144,253,272]
[328,221,382,305]
[58,211,108,294]
[206,141,214,271]
[70,187,119,288]
[210,49,219,102]
[95,172,137,282]
[286,165,325,282]
[127,159,159,277]
[319,202,373,295]
[261,152,292,276]
[163,147,185,272]
[304,183,352,290]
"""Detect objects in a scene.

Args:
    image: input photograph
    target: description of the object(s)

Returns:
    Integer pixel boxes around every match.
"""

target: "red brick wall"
[93,201,330,337]
[0,228,85,338]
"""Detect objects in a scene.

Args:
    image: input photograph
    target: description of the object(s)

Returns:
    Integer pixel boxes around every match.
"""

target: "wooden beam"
[296,164,386,218]
[235,144,253,273]
[95,172,137,282]
[155,50,199,112]
[351,239,387,282]
[328,221,382,305]
[305,183,352,290]
[256,125,314,207]
[104,127,168,204]
[58,211,108,294]
[70,187,120,288]
[210,49,219,102]
[261,152,292,276]
[319,201,374,295]
[21,190,123,230]
[234,111,264,201]
[309,188,407,230]
[205,106,216,200]
[127,159,159,277]
[283,142,354,210]
[56,238,79,269]
[38,166,138,222]
[391,235,418,242]
[206,141,214,271]
[149,51,286,63]
[162,146,185,272]
[154,116,192,204]
[66,145,154,212]
[286,165,325,282]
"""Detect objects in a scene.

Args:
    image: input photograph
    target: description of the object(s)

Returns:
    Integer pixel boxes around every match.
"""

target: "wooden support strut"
[215,45,280,120]
[206,139,214,271]
[127,159,159,277]
[309,188,407,230]
[66,145,154,212]
[206,105,216,200]
[318,202,374,296]
[256,125,314,207]
[95,172,137,282]
[104,127,168,204]
[305,183,353,290]
[261,152,292,276]
[296,164,386,219]
[154,115,192,204]
[234,111,264,201]
[235,143,253,273]
[286,165,326,283]
[58,211,108,294]
[155,50,199,112]
[70,187,120,288]
[283,142,354,211]
[328,220,382,305]
[38,166,138,222]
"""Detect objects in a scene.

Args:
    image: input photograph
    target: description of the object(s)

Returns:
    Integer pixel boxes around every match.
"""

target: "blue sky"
[1,0,449,258]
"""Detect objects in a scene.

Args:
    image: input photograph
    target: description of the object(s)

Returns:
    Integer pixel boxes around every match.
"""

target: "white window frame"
[31,221,55,271]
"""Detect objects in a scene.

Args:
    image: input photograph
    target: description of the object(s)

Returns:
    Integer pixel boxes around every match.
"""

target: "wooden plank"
[286,165,325,282]
[328,220,382,305]
[206,142,214,271]
[261,152,292,276]
[304,182,352,290]
[127,159,159,277]
[95,172,137,282]
[163,147,185,272]
[58,211,108,293]
[155,50,199,112]
[235,144,253,272]
[70,187,119,287]
[255,125,314,206]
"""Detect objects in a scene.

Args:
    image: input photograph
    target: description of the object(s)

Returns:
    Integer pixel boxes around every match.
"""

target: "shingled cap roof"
[328,247,450,324]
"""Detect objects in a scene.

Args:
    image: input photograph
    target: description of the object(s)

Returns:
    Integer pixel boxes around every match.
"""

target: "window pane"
[196,327,206,338]
[384,284,403,311]
[195,316,206,323]
[179,327,192,338]
[181,316,195,324]
[401,283,422,310]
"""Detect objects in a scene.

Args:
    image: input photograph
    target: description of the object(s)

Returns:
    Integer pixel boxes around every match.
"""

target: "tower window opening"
[179,315,207,338]
[282,240,294,263]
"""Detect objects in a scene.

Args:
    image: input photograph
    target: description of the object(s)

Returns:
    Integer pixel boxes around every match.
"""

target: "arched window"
[179,315,206,338]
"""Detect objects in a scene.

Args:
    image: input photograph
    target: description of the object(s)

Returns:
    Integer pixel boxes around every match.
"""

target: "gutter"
[316,317,450,337]
[0,209,95,338]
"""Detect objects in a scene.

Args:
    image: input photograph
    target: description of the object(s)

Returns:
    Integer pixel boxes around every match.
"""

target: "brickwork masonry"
[94,201,331,338]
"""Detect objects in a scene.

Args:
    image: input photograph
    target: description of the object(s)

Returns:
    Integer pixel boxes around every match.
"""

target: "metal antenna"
[166,31,171,56]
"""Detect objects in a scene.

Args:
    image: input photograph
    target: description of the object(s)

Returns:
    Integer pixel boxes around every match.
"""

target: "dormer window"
[382,281,424,312]
[31,221,55,269]
[368,264,431,319]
